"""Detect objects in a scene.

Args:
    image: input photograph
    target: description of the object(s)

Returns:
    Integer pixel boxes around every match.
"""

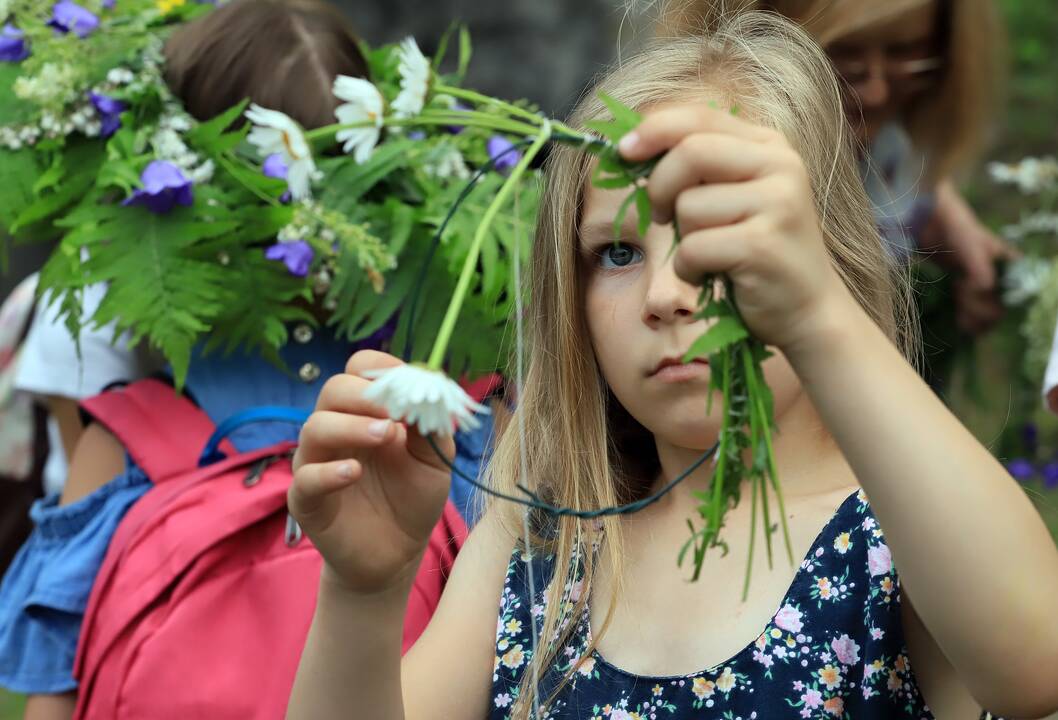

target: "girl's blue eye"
[598,243,642,269]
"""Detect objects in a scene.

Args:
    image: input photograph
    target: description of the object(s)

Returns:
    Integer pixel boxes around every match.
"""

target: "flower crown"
[0,0,545,387]
[0,0,794,588]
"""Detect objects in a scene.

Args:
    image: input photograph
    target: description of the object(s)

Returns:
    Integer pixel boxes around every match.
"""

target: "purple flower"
[48,1,100,38]
[102,0,115,7]
[122,161,194,214]
[265,240,314,277]
[487,136,522,173]
[407,130,427,141]
[262,153,292,203]
[1021,422,1039,455]
[0,24,29,62]
[1006,458,1036,482]
[89,92,126,138]
[1042,462,1058,490]
[446,101,471,134]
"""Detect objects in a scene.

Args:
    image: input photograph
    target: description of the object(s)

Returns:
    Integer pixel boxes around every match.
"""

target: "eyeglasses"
[831,55,944,92]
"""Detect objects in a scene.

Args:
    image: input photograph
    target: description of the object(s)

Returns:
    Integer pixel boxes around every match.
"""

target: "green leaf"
[12,143,105,232]
[591,173,633,190]
[458,26,473,80]
[597,92,643,134]
[319,139,414,209]
[33,156,67,196]
[187,99,250,154]
[634,186,651,238]
[612,190,637,241]
[682,317,749,361]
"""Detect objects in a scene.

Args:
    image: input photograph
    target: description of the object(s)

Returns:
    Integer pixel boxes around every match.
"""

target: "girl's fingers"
[296,411,394,465]
[646,134,783,224]
[288,458,362,520]
[617,103,775,163]
[672,222,762,284]
[345,349,403,376]
[314,373,390,417]
[670,180,770,233]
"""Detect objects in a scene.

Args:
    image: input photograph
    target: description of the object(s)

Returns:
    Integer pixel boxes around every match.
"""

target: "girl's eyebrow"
[579,218,636,247]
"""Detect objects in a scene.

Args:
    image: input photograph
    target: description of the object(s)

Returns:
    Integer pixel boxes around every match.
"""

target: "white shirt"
[14,281,150,493]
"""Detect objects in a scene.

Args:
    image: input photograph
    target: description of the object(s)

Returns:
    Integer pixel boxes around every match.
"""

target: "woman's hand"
[618,103,857,354]
[288,350,453,596]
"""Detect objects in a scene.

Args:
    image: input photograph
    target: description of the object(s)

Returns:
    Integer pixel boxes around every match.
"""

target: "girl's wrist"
[779,289,869,373]
[319,560,419,608]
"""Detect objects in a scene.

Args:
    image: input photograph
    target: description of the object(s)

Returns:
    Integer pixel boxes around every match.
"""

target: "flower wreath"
[0,0,793,586]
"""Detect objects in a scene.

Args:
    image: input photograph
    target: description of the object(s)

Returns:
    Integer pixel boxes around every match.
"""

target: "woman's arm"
[919,179,1012,334]
[785,298,1058,718]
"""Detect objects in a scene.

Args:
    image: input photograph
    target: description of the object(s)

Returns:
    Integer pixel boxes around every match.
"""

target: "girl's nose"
[642,253,698,327]
[856,50,891,109]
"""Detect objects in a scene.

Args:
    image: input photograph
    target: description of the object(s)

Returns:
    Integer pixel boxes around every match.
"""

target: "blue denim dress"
[0,327,493,693]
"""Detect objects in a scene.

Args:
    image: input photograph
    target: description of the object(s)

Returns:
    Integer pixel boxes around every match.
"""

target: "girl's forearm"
[286,572,411,720]
[784,298,1058,712]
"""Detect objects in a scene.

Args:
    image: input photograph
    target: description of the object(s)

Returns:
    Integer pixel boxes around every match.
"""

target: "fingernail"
[368,419,391,438]
[336,463,354,478]
[618,131,640,155]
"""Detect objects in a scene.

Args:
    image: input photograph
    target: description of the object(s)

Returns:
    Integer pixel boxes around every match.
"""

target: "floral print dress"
[489,490,934,719]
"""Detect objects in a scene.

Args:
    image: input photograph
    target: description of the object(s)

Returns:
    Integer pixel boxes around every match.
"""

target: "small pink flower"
[867,543,892,577]
[831,634,861,666]
[792,680,804,692]
[774,604,804,633]
[870,628,884,640]
[802,688,823,708]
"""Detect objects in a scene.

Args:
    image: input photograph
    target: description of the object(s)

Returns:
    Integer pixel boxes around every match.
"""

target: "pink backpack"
[72,379,467,719]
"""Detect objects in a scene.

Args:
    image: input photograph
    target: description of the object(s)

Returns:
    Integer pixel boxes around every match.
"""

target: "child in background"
[0,2,491,718]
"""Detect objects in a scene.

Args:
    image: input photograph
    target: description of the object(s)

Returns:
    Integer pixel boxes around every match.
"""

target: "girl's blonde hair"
[657,0,1007,183]
[486,11,918,718]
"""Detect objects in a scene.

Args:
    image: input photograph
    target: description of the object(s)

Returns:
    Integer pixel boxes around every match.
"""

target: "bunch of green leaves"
[588,95,792,592]
[0,0,193,261]
[38,100,304,386]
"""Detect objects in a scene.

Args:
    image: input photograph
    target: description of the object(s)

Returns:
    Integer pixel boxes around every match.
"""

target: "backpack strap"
[80,378,238,483]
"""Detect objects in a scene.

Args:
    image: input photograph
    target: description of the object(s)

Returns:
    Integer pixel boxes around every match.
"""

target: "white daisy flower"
[362,364,488,437]
[244,104,319,200]
[332,75,384,163]
[390,37,430,119]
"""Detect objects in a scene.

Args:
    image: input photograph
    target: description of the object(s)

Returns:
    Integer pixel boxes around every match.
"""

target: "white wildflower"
[989,157,1058,195]
[106,67,135,86]
[188,159,215,185]
[245,104,320,200]
[425,145,470,180]
[390,37,430,119]
[333,75,384,163]
[362,364,489,437]
[1003,256,1053,306]
[1001,212,1058,242]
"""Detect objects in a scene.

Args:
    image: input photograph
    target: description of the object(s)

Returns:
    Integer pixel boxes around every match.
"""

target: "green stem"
[216,152,280,207]
[434,84,582,137]
[425,123,552,370]
[742,343,774,568]
[753,351,794,565]
[742,467,759,601]
[304,111,543,145]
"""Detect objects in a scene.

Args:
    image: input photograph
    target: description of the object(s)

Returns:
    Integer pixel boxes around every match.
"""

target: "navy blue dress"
[490,490,934,719]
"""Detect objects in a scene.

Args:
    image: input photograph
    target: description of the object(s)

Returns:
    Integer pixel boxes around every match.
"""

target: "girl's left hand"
[618,102,856,354]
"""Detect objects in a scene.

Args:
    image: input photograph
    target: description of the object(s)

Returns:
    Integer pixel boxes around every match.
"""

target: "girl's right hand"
[289,350,454,596]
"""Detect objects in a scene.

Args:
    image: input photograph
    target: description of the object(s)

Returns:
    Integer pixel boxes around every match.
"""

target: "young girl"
[285,12,1058,720]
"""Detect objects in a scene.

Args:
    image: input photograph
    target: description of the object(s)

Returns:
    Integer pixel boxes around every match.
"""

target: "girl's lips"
[650,358,709,383]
